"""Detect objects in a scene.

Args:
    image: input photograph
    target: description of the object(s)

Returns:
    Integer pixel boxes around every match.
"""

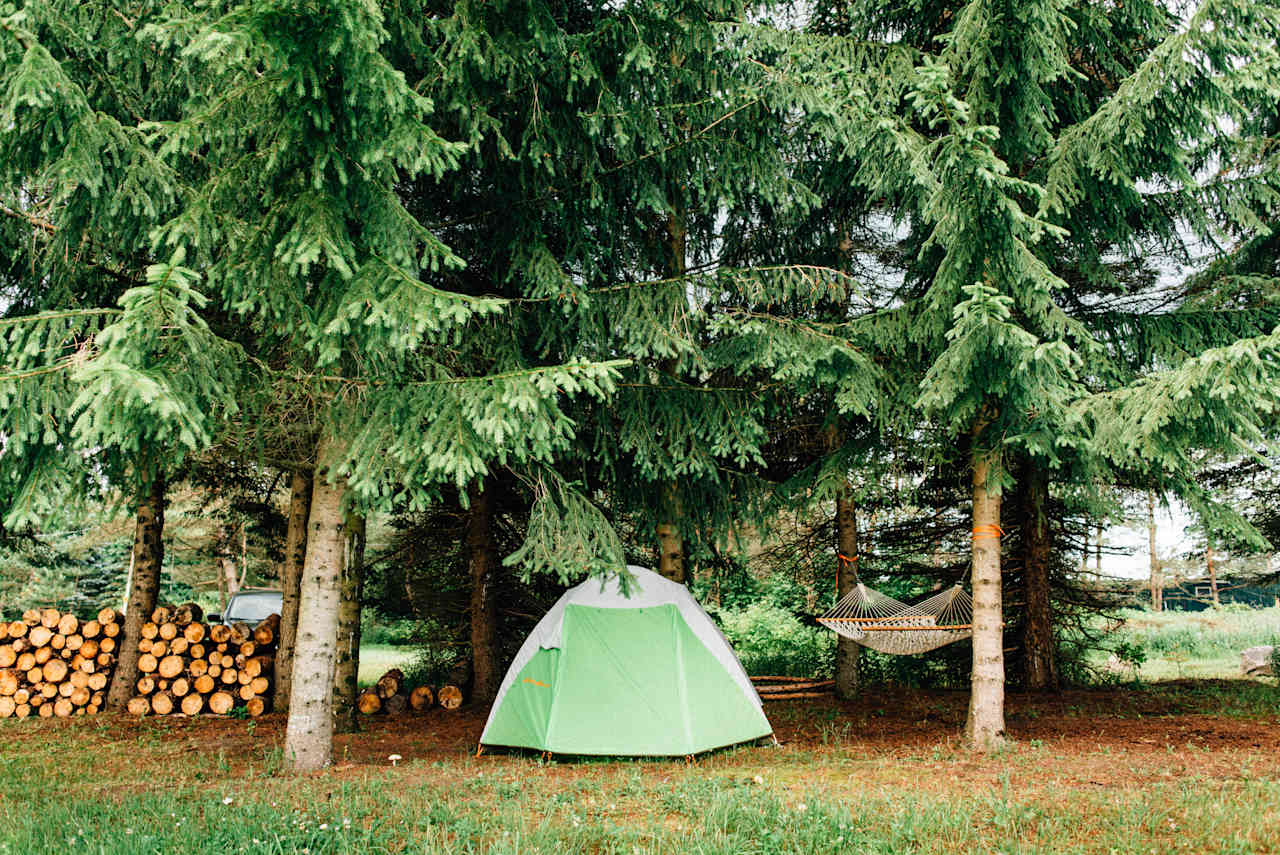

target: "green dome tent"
[480,565,772,757]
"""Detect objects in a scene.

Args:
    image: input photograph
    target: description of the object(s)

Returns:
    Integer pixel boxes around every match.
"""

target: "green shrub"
[401,644,461,689]
[713,602,834,678]
[360,613,420,646]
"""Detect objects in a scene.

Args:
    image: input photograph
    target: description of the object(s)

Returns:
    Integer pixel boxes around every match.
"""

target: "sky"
[1100,498,1195,580]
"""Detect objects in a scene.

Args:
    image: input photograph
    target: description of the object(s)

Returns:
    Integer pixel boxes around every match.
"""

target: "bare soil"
[14,681,1272,805]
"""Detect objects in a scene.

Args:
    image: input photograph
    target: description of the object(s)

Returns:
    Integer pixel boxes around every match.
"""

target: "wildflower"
[752,775,764,785]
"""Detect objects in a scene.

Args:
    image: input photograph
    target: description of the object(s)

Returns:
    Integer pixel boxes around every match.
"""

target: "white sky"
[1099,499,1195,580]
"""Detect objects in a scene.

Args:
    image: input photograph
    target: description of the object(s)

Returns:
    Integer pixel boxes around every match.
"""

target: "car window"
[225,593,282,623]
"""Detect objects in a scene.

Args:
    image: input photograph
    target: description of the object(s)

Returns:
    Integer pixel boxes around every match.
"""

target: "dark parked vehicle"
[208,589,282,625]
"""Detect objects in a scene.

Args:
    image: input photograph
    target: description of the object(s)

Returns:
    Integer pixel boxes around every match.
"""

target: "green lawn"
[1,682,1278,854]
[358,644,416,687]
[1089,605,1280,682]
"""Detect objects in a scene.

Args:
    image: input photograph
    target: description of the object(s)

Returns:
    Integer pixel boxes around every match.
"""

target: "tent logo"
[522,678,550,688]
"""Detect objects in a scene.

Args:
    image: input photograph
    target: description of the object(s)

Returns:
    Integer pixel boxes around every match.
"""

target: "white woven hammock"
[818,582,973,656]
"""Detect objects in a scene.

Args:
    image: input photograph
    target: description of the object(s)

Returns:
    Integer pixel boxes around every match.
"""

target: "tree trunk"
[965,439,1006,752]
[825,424,860,700]
[833,486,861,700]
[107,472,166,709]
[1147,492,1163,613]
[1020,462,1058,692]
[656,211,688,586]
[275,469,313,715]
[1207,540,1219,607]
[468,479,500,704]
[1094,524,1102,571]
[332,511,365,733]
[656,520,686,583]
[283,436,348,772]
[216,524,240,613]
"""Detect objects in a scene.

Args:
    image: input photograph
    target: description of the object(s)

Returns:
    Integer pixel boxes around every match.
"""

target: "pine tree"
[771,0,1280,747]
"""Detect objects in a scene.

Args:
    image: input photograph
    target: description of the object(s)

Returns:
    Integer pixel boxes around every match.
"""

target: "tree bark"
[275,469,313,715]
[107,472,166,710]
[1020,462,1058,691]
[656,520,686,583]
[468,478,500,704]
[216,524,240,613]
[965,438,1006,752]
[284,436,348,772]
[833,486,861,700]
[332,511,365,733]
[1207,540,1220,607]
[824,424,860,700]
[1147,492,1163,613]
[656,211,688,586]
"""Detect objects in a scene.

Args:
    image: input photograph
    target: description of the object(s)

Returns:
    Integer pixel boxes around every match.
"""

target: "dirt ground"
[22,681,1274,805]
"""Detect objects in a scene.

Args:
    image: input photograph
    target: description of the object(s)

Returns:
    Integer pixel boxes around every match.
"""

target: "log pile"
[0,607,121,719]
[751,675,835,701]
[355,668,464,716]
[126,606,279,718]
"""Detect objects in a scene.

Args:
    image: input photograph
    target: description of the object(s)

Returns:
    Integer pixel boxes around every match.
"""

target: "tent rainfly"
[479,565,772,757]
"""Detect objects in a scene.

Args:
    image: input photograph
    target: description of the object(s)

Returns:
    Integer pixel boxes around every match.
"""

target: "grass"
[1,733,1278,854]
[357,644,416,687]
[1,678,1278,854]
[4,770,1278,854]
[1091,605,1280,682]
[2,610,1276,853]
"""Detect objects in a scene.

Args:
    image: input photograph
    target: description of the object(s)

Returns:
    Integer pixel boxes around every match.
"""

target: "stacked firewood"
[0,607,121,719]
[751,675,835,700]
[355,668,464,716]
[126,605,278,718]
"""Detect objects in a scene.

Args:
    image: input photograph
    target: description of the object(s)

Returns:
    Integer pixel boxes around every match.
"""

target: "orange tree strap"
[972,524,1004,541]
[837,553,859,565]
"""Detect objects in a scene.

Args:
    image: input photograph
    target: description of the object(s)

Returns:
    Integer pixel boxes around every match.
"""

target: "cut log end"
[409,685,434,711]
[438,685,463,710]
[357,690,383,715]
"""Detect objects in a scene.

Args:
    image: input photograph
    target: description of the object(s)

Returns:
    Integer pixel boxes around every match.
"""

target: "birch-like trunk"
[216,524,240,612]
[1020,463,1058,691]
[284,437,348,772]
[275,469,313,715]
[1207,541,1220,607]
[468,479,500,704]
[332,511,365,733]
[1147,492,1163,612]
[965,441,1006,751]
[107,472,166,709]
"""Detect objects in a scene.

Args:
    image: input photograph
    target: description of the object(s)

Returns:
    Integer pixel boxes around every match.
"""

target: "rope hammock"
[817,554,974,656]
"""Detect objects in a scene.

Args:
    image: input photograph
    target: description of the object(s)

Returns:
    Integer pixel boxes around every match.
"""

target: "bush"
[401,640,463,689]
[712,602,833,678]
[360,613,420,646]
